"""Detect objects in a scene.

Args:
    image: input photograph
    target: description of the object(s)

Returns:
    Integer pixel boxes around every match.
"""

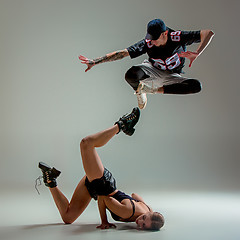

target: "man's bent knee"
[189,79,202,93]
[125,66,147,91]
[125,66,139,81]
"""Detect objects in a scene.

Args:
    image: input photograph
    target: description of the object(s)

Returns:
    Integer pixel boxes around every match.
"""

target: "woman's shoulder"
[135,200,153,212]
[131,193,145,202]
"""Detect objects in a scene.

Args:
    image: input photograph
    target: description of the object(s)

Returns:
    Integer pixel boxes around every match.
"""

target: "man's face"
[151,30,168,47]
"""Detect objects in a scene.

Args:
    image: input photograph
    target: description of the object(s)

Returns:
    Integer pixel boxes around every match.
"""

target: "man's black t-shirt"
[127,28,201,73]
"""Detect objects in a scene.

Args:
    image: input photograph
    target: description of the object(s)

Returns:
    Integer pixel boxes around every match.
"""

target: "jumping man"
[79,19,214,109]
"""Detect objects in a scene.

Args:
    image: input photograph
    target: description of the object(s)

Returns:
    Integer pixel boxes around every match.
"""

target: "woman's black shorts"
[85,168,117,200]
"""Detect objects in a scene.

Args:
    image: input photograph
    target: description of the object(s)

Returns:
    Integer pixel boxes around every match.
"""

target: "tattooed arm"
[79,49,129,72]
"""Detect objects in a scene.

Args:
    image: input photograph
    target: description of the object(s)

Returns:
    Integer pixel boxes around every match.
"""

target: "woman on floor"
[37,107,164,230]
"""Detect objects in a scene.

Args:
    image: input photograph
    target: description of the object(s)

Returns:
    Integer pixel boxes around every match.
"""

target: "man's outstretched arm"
[79,49,129,72]
[196,29,215,56]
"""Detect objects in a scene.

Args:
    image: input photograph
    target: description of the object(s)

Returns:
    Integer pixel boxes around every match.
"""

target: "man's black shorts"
[85,168,117,200]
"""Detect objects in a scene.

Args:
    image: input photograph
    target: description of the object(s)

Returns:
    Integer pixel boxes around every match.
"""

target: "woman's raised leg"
[80,125,119,182]
[80,107,140,182]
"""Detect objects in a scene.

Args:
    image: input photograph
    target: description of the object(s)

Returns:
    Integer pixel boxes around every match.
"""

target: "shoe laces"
[135,90,145,97]
[127,114,136,121]
[35,176,43,195]
[34,171,51,195]
[123,112,136,121]
[45,171,50,181]
[134,91,142,96]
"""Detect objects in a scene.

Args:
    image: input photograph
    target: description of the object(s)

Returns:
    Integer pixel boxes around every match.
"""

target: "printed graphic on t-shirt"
[151,53,181,70]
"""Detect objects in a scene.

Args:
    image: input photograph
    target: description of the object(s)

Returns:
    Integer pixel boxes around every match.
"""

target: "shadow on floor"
[21,222,138,232]
[0,222,141,239]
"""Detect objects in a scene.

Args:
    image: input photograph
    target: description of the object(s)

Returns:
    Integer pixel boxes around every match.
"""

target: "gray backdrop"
[0,0,239,193]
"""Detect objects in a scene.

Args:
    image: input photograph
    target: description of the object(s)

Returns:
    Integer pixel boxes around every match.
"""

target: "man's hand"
[179,51,199,68]
[96,222,116,230]
[78,55,95,72]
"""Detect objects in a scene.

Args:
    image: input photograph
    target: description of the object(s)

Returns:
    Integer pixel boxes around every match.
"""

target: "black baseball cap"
[145,19,167,40]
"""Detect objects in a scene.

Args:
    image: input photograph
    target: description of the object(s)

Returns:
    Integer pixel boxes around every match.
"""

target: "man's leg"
[139,79,201,94]
[127,60,202,109]
[163,79,202,94]
[125,66,150,109]
[125,66,150,91]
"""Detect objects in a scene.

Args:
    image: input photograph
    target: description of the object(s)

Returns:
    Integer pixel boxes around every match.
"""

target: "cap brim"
[145,33,153,40]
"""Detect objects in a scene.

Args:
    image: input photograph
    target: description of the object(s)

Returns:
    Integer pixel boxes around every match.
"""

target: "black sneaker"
[115,107,140,136]
[38,162,61,188]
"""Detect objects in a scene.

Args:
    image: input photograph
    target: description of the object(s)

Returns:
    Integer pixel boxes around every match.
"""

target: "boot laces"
[35,176,43,195]
[124,112,136,121]
[34,170,51,195]
[46,171,50,181]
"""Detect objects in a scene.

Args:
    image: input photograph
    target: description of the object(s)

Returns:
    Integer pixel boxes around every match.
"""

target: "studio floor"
[0,189,239,240]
